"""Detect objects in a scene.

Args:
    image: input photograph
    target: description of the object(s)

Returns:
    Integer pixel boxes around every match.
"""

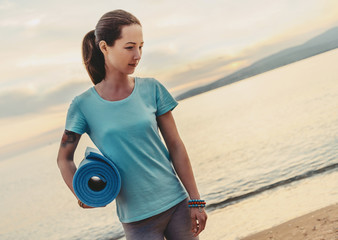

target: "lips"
[128,63,137,67]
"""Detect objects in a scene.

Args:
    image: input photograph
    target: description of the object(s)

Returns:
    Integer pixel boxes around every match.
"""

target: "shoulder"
[136,77,169,92]
[136,76,159,86]
[72,87,94,104]
[76,87,94,99]
[136,77,161,96]
[67,87,95,115]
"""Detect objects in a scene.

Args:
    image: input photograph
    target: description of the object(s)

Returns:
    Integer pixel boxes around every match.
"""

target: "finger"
[199,212,207,231]
[80,202,93,209]
[83,203,96,209]
[192,219,199,237]
[194,213,207,236]
[191,215,198,234]
[193,220,201,237]
[78,199,84,208]
[82,203,106,209]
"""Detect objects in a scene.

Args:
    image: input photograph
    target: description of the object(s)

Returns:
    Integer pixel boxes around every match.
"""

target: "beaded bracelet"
[188,199,206,208]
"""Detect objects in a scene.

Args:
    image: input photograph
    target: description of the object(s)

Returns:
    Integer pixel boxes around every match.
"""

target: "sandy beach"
[241,203,338,240]
[200,168,338,240]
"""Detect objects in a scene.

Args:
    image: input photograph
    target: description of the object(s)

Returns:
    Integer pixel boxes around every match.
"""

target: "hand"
[190,207,207,237]
[78,199,105,209]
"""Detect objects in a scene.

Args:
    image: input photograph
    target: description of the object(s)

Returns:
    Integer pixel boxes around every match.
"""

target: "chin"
[126,69,136,74]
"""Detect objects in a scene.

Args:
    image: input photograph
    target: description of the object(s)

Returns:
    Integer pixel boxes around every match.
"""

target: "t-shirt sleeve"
[65,97,88,134]
[154,79,178,117]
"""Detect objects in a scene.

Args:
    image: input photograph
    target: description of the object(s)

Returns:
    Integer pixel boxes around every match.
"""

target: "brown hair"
[82,10,141,84]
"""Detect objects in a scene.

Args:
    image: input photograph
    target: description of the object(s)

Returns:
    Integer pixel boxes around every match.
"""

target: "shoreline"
[201,169,338,240]
[241,203,338,240]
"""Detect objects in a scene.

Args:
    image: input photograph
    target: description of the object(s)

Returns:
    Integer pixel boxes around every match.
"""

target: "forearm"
[156,112,201,199]
[170,140,201,199]
[57,158,78,197]
[57,130,81,198]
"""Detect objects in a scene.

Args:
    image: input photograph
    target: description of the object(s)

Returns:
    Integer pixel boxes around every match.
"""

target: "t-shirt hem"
[65,127,85,135]
[119,193,188,223]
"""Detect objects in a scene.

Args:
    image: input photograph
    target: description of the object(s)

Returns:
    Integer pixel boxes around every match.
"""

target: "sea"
[0,49,337,240]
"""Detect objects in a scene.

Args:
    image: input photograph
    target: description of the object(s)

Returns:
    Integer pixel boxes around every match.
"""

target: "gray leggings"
[122,198,199,240]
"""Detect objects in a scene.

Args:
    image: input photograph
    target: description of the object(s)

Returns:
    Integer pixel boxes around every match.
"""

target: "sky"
[1,0,338,157]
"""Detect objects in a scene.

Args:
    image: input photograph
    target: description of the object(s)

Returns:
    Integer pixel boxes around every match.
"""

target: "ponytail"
[82,30,105,85]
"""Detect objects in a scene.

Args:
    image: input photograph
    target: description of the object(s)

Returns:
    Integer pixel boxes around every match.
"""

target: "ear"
[99,40,108,54]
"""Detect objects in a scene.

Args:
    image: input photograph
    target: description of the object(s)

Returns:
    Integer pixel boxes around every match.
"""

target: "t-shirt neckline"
[91,77,138,104]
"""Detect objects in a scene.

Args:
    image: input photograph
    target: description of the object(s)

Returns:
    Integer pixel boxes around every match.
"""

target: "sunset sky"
[1,0,338,156]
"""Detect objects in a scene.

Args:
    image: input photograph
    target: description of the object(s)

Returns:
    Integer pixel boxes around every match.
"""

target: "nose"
[134,48,142,60]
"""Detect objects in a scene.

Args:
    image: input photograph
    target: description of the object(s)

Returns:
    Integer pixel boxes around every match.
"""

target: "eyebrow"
[125,42,144,45]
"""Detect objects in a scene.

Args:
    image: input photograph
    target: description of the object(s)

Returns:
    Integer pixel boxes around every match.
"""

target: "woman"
[57,9,207,239]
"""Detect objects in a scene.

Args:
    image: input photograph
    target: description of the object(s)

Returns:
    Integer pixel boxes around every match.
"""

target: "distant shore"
[241,203,338,240]
[176,26,338,101]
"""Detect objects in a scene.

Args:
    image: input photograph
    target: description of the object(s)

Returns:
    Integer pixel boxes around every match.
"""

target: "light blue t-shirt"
[65,77,188,223]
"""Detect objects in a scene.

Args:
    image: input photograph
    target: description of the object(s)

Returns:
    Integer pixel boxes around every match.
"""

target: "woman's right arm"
[57,130,95,209]
[57,130,81,197]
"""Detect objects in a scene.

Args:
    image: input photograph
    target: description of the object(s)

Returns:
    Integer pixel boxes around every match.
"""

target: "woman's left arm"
[157,111,207,237]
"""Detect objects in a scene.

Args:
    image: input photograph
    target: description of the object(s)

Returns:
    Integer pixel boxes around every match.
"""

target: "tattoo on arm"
[61,130,77,147]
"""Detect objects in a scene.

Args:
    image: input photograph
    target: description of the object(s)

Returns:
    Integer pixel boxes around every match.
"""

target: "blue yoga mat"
[73,147,121,207]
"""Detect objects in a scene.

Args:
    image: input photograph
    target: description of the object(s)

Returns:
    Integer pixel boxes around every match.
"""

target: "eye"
[125,46,133,50]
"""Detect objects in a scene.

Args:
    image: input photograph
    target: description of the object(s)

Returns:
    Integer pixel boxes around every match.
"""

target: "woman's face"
[102,24,144,75]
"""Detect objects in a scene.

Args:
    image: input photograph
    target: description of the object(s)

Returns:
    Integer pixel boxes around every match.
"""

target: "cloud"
[17,53,80,68]
[0,80,91,118]
[0,0,14,10]
[138,47,184,74]
[1,0,337,117]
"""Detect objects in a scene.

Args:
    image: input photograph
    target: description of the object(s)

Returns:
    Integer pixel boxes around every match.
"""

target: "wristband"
[188,199,206,208]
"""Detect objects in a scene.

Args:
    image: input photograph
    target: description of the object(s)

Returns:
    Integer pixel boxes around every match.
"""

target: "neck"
[95,72,135,101]
[102,71,130,88]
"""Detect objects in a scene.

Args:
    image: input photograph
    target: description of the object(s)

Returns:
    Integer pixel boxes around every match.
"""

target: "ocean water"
[0,49,337,240]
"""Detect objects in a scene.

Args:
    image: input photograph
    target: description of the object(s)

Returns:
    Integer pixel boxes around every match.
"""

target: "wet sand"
[241,203,338,240]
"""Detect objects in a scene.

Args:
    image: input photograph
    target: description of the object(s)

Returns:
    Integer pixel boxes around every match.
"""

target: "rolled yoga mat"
[73,147,121,207]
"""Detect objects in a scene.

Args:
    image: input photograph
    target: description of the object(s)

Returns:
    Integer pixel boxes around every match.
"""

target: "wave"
[206,162,338,211]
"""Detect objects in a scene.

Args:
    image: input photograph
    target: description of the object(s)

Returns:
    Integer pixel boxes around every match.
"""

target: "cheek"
[105,52,114,63]
[105,49,133,68]
[106,53,121,66]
